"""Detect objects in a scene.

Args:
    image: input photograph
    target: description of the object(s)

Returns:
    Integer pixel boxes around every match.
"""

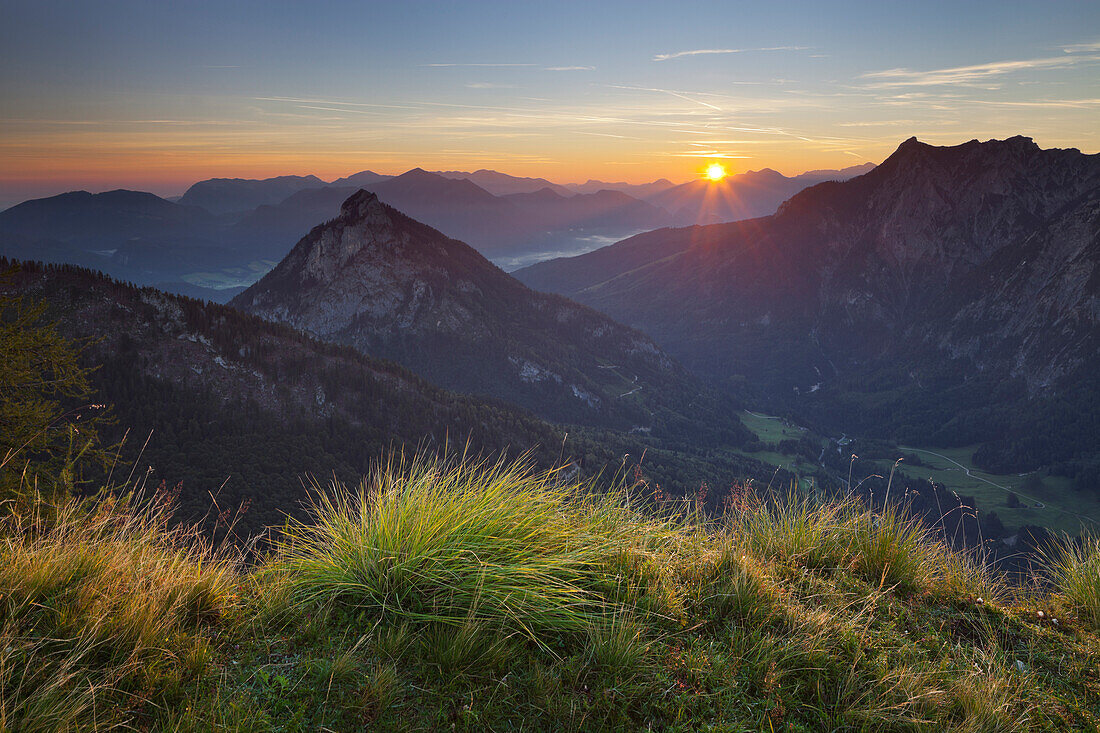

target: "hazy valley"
[0,163,873,302]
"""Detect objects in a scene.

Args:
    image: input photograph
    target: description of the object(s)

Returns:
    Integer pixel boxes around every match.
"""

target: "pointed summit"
[230,195,736,434]
[338,189,381,217]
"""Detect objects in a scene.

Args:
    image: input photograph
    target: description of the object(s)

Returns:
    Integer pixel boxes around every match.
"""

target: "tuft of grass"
[0,631,102,733]
[421,614,514,675]
[731,491,1003,600]
[0,494,240,730]
[1044,532,1100,630]
[358,661,400,719]
[268,454,675,638]
[585,608,650,679]
[371,621,414,663]
[737,491,853,571]
[850,504,937,593]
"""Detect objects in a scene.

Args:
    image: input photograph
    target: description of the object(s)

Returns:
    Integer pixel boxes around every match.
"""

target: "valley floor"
[731,411,1100,537]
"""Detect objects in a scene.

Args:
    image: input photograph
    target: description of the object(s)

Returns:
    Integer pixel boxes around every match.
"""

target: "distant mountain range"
[515,137,1100,476]
[231,190,749,444]
[177,174,326,215]
[435,169,574,197]
[647,163,876,225]
[566,178,678,198]
[0,163,876,301]
[7,135,1097,539]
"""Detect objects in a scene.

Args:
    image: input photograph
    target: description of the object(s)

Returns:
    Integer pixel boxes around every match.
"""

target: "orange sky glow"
[3,2,1098,206]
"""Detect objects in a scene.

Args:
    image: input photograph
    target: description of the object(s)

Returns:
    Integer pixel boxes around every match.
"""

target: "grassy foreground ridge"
[3,455,1099,731]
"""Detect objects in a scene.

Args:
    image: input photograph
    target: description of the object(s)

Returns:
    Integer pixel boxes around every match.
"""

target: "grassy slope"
[3,456,1099,731]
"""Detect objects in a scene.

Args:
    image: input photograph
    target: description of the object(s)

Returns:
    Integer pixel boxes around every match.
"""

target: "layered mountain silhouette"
[645,163,875,225]
[329,170,393,188]
[566,178,677,198]
[232,170,674,260]
[230,190,748,442]
[501,188,669,231]
[515,137,1100,471]
[1,162,878,302]
[178,174,327,215]
[0,189,217,243]
[435,169,573,197]
[0,190,239,289]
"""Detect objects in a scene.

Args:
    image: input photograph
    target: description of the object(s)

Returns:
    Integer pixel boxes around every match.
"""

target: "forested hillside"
[2,259,765,534]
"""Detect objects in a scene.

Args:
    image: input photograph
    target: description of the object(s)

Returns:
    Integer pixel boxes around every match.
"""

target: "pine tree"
[0,273,108,503]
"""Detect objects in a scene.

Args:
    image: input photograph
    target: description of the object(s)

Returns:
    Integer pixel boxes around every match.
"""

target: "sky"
[1,0,1098,206]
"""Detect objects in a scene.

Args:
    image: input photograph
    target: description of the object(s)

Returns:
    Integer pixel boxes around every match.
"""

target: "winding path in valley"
[901,447,1100,528]
[900,448,1011,491]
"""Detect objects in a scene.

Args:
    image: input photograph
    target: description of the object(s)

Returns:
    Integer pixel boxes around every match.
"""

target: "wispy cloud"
[861,54,1099,87]
[465,82,515,89]
[665,151,751,158]
[574,131,642,140]
[837,119,960,127]
[254,96,419,110]
[653,46,808,61]
[964,97,1100,109]
[420,63,538,68]
[1061,40,1100,53]
[422,63,594,71]
[605,84,724,110]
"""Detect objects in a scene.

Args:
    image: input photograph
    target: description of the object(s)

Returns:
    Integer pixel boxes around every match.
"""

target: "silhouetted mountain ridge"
[644,162,875,225]
[178,175,326,215]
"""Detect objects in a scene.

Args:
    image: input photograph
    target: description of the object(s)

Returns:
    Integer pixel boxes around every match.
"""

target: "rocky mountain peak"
[511,137,1099,473]
[773,136,1100,274]
[230,193,732,434]
[338,189,383,219]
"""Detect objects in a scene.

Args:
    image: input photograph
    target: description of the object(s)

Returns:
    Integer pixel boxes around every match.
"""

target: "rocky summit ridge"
[514,137,1100,471]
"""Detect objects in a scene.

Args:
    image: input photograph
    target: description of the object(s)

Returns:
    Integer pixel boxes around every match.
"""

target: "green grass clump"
[733,491,996,600]
[1045,532,1100,630]
[0,495,241,730]
[267,454,675,637]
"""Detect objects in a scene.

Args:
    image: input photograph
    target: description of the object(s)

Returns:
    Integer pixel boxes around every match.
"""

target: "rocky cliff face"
[231,191,746,439]
[774,136,1100,386]
[515,137,1100,468]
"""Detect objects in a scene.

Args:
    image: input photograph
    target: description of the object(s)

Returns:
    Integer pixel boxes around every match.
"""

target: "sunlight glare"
[705,163,727,181]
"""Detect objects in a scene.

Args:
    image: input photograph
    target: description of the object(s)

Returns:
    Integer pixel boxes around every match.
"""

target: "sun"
[704,163,727,181]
